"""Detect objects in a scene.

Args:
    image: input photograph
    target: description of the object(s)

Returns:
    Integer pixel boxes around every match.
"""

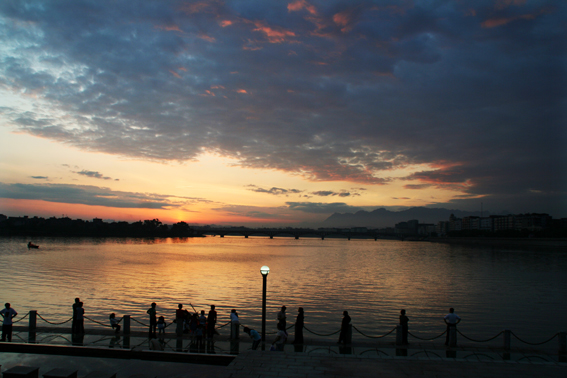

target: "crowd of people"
[0,299,463,351]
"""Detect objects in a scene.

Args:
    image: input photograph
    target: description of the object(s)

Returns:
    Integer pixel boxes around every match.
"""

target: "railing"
[13,310,567,355]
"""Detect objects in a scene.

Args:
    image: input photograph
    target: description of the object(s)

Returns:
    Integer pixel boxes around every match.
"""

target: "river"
[1,236,565,343]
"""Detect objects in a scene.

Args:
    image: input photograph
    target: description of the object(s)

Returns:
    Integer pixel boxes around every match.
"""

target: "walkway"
[1,346,565,378]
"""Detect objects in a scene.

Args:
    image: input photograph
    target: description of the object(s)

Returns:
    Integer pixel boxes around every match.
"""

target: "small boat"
[27,242,39,249]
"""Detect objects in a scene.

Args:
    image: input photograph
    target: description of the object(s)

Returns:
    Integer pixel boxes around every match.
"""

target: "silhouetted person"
[157,316,166,336]
[71,298,80,334]
[0,303,17,342]
[444,308,461,346]
[109,313,121,333]
[175,304,185,337]
[75,302,85,334]
[338,310,351,344]
[147,302,157,336]
[293,307,304,344]
[207,305,217,339]
[230,309,239,324]
[277,305,287,329]
[243,327,261,350]
[399,309,409,345]
[272,322,288,351]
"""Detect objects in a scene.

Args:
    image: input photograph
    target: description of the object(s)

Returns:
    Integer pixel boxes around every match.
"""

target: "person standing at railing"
[338,310,351,344]
[292,307,304,344]
[207,304,217,339]
[75,302,85,334]
[399,309,409,345]
[147,302,157,337]
[0,303,18,342]
[444,307,461,346]
[71,298,80,334]
[277,305,287,329]
[175,304,185,337]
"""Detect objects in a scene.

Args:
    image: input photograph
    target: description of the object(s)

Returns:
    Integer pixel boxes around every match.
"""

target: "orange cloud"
[178,67,187,72]
[155,24,183,32]
[251,20,296,43]
[198,32,216,42]
[169,70,181,78]
[220,20,233,27]
[481,13,536,28]
[236,89,248,94]
[288,0,318,15]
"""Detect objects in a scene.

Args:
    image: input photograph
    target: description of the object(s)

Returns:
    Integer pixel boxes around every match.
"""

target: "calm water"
[1,236,565,342]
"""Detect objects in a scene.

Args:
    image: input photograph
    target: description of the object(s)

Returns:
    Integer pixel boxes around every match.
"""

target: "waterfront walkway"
[1,348,566,378]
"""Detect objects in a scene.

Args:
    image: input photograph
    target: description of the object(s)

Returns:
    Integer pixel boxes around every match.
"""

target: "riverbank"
[429,237,567,249]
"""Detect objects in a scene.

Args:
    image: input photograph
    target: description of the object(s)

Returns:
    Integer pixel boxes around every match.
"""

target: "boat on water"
[27,242,39,249]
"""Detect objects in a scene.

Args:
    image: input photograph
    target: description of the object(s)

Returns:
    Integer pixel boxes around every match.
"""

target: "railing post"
[559,332,566,354]
[29,310,37,332]
[123,315,131,335]
[503,330,511,350]
[230,321,239,339]
[395,325,402,345]
[29,310,37,343]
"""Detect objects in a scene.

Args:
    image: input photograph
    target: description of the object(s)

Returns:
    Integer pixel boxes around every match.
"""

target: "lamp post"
[260,265,270,342]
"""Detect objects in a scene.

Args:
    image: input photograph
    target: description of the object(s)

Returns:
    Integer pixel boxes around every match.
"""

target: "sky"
[0,0,565,226]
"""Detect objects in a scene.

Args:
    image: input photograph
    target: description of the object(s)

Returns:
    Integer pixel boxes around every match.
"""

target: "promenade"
[1,346,566,378]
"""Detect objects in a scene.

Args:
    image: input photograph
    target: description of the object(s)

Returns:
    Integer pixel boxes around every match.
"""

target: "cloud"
[246,185,303,196]
[0,0,565,215]
[0,182,209,209]
[31,176,49,180]
[74,170,117,181]
[310,190,360,197]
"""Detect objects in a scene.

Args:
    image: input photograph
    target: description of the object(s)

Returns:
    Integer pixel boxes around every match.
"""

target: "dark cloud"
[246,185,303,196]
[75,170,117,181]
[30,176,48,180]
[310,190,359,197]
[0,0,565,214]
[0,182,209,209]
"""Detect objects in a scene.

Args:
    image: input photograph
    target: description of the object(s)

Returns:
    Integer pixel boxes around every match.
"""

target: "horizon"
[1,206,559,229]
[1,1,566,225]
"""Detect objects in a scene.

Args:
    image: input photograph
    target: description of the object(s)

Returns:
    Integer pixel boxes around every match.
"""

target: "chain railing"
[353,325,396,339]
[408,329,446,340]
[37,313,73,325]
[19,311,567,351]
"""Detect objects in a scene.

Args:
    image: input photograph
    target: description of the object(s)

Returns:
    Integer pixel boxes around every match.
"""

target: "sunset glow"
[0,1,565,225]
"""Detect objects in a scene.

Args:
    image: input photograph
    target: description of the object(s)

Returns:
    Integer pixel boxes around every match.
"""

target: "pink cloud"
[155,24,183,32]
[251,20,296,43]
[198,32,216,42]
[287,0,318,15]
[169,70,181,78]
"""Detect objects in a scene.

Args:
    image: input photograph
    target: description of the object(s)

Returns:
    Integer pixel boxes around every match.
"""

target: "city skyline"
[1,1,565,226]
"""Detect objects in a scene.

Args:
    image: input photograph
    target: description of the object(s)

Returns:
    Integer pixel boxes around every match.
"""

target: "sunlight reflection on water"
[1,236,566,342]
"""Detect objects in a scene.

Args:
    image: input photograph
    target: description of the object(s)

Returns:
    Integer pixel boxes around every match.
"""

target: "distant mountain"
[322,207,489,228]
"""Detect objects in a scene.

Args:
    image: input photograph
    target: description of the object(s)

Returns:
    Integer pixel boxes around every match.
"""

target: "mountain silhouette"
[322,207,489,228]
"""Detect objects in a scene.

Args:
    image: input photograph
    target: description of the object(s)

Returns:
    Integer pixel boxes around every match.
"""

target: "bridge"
[194,228,404,240]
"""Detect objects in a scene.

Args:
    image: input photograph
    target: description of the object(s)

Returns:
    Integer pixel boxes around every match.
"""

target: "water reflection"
[1,236,566,344]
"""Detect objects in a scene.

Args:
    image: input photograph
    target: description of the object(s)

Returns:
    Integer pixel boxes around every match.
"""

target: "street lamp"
[260,265,270,342]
